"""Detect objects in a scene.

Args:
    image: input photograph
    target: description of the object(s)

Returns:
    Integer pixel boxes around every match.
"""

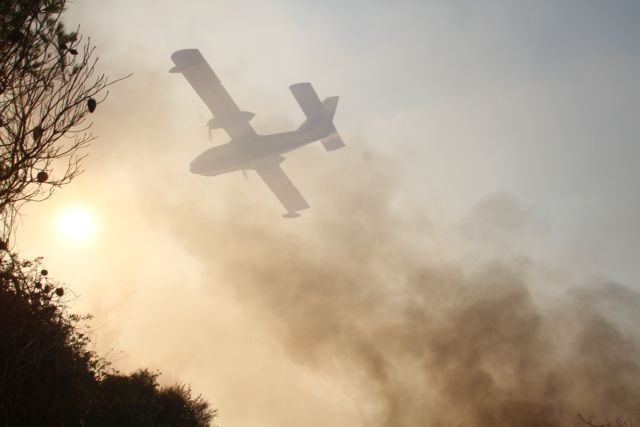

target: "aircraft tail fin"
[290,83,344,151]
[320,97,343,150]
[320,124,345,151]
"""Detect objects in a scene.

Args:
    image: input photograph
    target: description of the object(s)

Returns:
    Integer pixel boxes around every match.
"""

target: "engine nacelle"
[207,111,254,129]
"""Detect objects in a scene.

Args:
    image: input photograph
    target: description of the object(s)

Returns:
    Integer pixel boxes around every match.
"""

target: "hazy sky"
[16,1,640,426]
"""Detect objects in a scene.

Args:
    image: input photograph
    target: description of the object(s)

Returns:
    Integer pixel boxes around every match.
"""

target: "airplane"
[169,49,345,218]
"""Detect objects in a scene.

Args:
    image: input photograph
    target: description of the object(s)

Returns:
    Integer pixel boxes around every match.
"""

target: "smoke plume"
[137,152,640,427]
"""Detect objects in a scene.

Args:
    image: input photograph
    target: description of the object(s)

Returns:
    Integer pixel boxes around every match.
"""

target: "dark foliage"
[87,370,215,427]
[0,254,216,426]
[0,254,98,426]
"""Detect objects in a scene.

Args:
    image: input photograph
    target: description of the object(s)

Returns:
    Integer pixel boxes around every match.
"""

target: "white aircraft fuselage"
[190,118,334,176]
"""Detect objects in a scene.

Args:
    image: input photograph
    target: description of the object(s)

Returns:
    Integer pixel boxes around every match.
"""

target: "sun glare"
[57,207,98,244]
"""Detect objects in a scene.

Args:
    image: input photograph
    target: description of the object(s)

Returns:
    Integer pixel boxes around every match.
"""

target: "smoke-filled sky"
[16,1,640,426]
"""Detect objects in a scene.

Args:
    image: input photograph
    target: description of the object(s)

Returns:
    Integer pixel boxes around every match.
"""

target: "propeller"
[199,111,214,143]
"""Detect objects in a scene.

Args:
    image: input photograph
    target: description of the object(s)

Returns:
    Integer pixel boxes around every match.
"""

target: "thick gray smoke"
[138,153,640,427]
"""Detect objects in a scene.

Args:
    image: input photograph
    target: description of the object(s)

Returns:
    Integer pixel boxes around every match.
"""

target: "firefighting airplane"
[170,49,345,218]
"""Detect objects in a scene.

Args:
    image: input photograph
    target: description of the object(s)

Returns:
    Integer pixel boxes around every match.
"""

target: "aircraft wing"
[170,49,254,140]
[254,159,309,215]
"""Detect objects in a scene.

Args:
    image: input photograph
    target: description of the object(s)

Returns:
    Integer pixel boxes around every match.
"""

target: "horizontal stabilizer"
[321,124,345,151]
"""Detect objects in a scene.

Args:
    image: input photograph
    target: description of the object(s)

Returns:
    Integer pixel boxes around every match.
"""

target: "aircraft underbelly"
[191,147,274,176]
[190,127,323,176]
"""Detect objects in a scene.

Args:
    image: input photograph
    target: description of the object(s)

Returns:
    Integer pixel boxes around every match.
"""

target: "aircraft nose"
[190,146,226,176]
[189,159,204,174]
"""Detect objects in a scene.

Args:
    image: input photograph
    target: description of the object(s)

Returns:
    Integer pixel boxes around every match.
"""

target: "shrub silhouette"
[0,255,215,426]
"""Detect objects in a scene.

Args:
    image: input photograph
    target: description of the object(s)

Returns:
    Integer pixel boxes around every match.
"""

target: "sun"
[57,206,98,244]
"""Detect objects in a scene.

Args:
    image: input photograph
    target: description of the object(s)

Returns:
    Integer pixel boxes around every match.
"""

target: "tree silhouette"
[0,254,103,425]
[0,0,126,242]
